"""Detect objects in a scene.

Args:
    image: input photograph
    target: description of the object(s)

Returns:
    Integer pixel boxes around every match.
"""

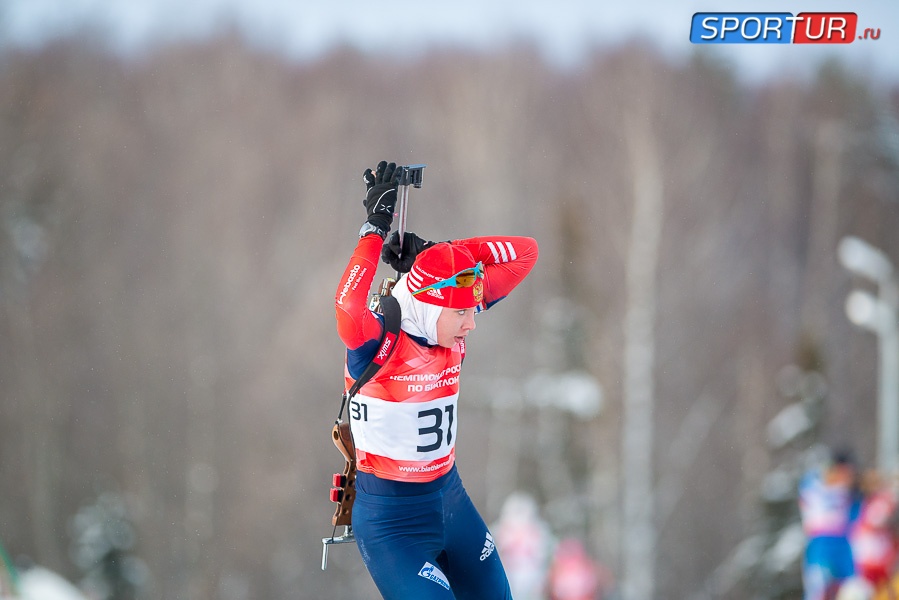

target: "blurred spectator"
[849,470,899,593]
[492,493,554,600]
[799,449,863,600]
[873,572,899,600]
[547,537,611,600]
[835,576,874,600]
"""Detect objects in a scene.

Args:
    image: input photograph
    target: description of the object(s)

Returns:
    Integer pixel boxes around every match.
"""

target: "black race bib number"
[350,400,368,422]
[417,405,455,452]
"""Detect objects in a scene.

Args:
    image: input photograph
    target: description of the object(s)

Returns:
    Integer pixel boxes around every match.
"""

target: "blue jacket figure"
[798,450,862,600]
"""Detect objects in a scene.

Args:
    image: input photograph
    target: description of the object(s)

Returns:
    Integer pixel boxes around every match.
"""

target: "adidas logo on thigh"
[480,532,495,561]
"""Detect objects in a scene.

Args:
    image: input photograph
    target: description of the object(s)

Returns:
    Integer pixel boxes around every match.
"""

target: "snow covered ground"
[7,567,87,600]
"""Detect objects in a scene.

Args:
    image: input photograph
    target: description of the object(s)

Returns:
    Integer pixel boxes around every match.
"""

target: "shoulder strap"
[337,296,401,420]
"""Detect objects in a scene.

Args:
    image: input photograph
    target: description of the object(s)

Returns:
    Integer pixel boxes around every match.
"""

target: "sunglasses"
[411,262,484,296]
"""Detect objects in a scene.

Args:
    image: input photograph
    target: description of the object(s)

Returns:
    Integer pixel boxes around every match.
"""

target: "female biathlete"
[334,161,538,599]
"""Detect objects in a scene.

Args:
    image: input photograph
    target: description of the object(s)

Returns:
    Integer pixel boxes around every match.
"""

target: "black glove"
[381,231,435,273]
[362,161,400,233]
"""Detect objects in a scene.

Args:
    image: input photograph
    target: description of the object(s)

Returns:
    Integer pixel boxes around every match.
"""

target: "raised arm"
[335,160,400,363]
[453,236,539,310]
[335,233,385,350]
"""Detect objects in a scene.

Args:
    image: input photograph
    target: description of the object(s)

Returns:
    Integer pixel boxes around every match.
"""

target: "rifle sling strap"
[338,295,401,420]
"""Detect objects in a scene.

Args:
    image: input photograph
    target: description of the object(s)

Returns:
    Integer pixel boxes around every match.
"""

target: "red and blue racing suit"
[335,233,538,599]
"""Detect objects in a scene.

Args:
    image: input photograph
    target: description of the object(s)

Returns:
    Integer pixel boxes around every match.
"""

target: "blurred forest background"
[1,31,898,599]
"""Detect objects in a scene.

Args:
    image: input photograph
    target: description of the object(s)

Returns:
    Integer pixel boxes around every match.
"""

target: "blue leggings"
[802,536,855,600]
[352,469,512,600]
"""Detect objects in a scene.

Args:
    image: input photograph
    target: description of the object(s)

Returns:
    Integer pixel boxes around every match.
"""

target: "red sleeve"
[335,234,384,350]
[452,236,539,310]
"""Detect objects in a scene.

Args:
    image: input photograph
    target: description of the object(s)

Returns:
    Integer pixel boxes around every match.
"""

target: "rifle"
[322,164,425,570]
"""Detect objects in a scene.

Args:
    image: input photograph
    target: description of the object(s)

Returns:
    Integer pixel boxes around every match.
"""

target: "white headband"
[391,273,442,346]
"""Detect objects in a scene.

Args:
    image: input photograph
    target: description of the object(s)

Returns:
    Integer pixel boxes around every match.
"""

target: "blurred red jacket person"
[850,473,899,588]
[547,538,605,600]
